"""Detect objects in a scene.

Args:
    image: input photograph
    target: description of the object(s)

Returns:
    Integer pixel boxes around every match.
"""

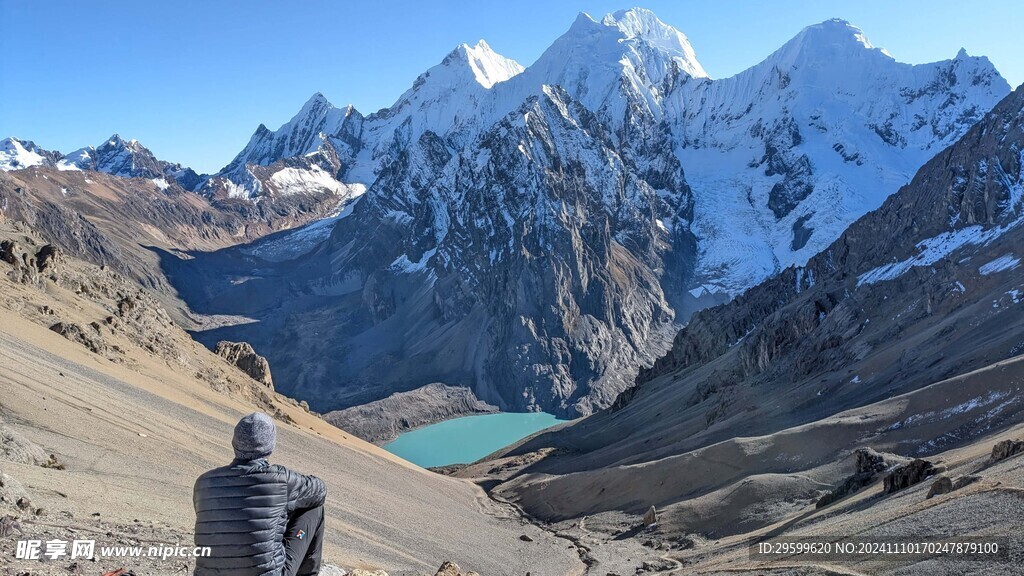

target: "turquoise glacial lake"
[382,412,566,468]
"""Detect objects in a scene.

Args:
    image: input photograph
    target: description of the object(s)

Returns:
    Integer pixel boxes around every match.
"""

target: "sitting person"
[194,412,326,576]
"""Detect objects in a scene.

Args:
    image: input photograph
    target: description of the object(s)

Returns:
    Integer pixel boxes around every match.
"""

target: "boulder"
[349,571,388,576]
[643,505,658,527]
[0,472,29,509]
[433,562,479,576]
[926,475,980,499]
[991,439,1024,463]
[884,459,937,494]
[319,566,349,576]
[0,514,22,538]
[435,562,461,576]
[0,239,38,284]
[215,341,274,388]
[49,321,107,354]
[926,476,953,499]
[35,244,62,274]
[0,240,20,266]
[0,421,50,466]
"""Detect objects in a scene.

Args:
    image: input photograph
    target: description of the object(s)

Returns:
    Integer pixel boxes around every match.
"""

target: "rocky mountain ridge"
[1,135,203,191]
[169,9,1010,420]
[2,9,1013,423]
[487,83,1024,517]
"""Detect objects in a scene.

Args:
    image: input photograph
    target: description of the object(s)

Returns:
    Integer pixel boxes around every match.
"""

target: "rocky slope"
[467,84,1024,567]
[0,166,359,318]
[324,383,499,444]
[166,9,1010,421]
[0,221,584,575]
[1,135,202,190]
[57,134,204,191]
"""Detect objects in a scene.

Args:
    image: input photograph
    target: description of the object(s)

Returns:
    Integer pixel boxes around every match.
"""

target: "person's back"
[194,413,326,576]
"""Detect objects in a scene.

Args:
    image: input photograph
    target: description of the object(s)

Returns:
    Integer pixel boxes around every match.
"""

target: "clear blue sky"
[2,0,1020,174]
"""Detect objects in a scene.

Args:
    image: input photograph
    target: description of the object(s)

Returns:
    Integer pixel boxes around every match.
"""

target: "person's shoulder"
[194,463,233,485]
[263,462,296,478]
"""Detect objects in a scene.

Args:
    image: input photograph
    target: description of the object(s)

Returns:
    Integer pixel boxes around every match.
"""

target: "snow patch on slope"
[269,166,348,196]
[979,254,1021,275]
[0,138,46,171]
[859,220,1023,286]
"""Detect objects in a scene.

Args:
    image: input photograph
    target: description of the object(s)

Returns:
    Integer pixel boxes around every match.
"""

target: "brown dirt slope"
[0,223,583,576]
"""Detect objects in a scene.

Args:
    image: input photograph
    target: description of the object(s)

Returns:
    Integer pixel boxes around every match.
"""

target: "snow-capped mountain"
[58,134,204,190]
[0,138,62,171]
[1,134,203,191]
[205,39,525,201]
[670,19,1008,295]
[139,10,1016,418]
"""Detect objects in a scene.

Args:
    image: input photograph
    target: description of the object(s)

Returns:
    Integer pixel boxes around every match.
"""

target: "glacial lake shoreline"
[382,412,568,468]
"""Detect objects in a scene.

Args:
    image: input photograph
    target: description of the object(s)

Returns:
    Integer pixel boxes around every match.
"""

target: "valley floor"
[457,356,1024,575]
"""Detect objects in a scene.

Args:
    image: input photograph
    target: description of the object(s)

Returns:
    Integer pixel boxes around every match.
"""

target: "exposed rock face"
[884,459,938,494]
[615,85,1024,441]
[855,448,889,475]
[0,239,61,285]
[49,321,107,355]
[481,86,1024,530]
[324,383,497,443]
[991,439,1024,463]
[817,449,903,508]
[215,341,274,388]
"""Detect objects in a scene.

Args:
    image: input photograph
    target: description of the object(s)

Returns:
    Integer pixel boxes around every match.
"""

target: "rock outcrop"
[0,239,62,285]
[324,383,498,443]
[817,448,902,508]
[926,475,980,499]
[49,321,108,354]
[884,459,938,494]
[215,341,274,388]
[990,439,1024,463]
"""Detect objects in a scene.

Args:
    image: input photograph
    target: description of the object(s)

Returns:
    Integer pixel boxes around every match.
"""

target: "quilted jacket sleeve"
[284,467,327,511]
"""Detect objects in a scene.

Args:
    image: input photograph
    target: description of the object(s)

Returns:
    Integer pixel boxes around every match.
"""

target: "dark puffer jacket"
[193,459,326,576]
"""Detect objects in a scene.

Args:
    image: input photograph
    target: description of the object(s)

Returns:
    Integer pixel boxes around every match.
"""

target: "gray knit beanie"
[232,412,276,460]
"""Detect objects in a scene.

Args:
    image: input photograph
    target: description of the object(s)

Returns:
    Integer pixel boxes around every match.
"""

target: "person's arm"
[284,467,327,511]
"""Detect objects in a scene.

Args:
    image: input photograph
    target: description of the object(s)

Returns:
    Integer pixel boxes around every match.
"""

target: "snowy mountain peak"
[768,18,892,70]
[47,134,202,189]
[602,7,708,78]
[99,133,142,153]
[0,137,55,171]
[298,92,335,117]
[444,39,524,88]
